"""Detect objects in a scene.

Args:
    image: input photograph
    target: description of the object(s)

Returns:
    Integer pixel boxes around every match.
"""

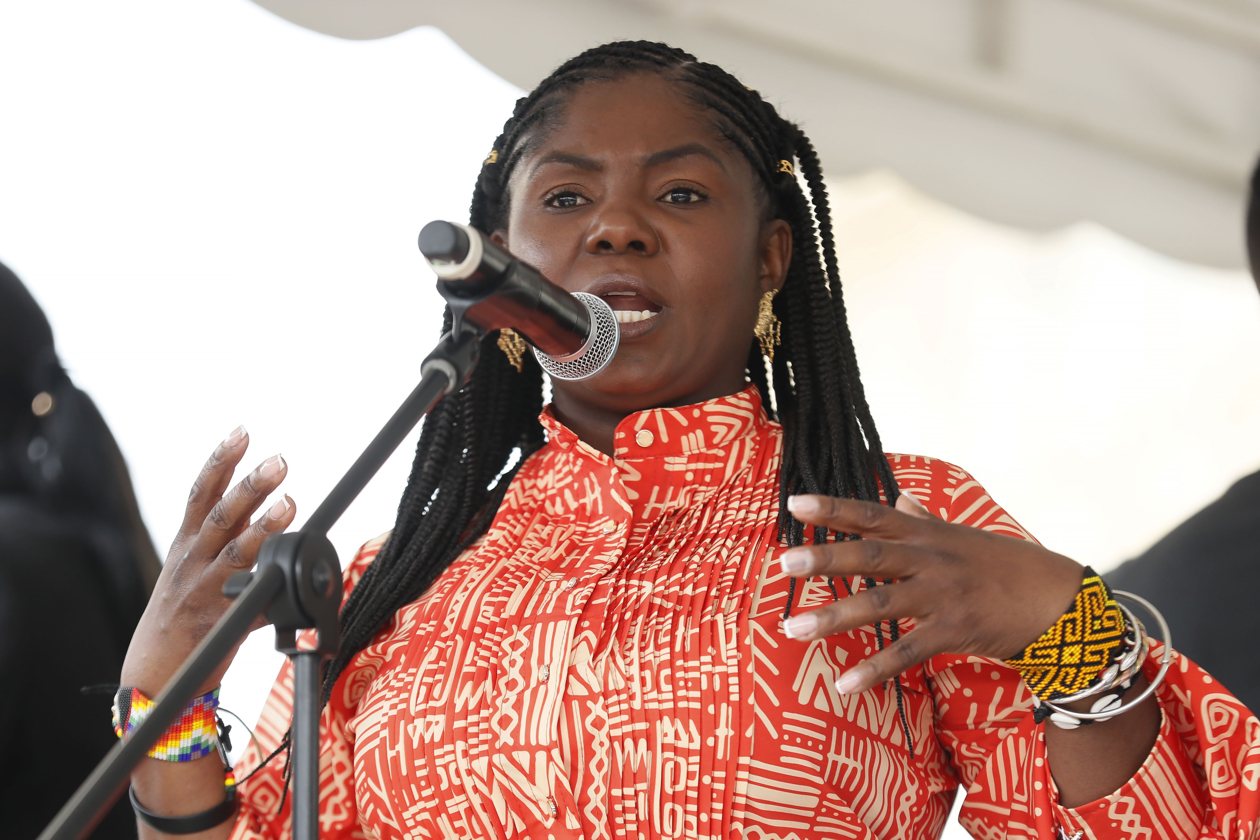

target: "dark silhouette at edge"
[0,259,160,839]
[1107,157,1260,714]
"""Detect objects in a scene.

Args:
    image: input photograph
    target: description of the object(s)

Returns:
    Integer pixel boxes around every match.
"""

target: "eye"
[661,186,707,205]
[544,190,590,209]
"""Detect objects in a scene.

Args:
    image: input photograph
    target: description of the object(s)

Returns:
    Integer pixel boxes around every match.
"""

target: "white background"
[2,2,1257,837]
[0,0,519,758]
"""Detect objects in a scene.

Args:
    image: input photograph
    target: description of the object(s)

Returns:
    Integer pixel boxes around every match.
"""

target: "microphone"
[418,221,619,381]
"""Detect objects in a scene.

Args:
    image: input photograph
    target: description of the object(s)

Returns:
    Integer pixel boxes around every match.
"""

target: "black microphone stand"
[38,326,482,840]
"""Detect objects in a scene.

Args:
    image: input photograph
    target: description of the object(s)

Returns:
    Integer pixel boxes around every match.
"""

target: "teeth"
[614,310,658,324]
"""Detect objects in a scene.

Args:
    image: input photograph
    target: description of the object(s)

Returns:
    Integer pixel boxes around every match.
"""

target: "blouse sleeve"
[914,460,1260,840]
[229,534,389,840]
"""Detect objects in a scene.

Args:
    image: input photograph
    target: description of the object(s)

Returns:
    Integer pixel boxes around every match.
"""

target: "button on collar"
[635,429,654,447]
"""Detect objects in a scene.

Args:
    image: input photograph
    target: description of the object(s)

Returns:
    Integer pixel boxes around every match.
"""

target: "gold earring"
[754,289,781,361]
[497,328,528,372]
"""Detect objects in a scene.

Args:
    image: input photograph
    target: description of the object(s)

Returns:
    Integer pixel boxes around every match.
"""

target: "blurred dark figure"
[1108,158,1260,713]
[0,260,160,839]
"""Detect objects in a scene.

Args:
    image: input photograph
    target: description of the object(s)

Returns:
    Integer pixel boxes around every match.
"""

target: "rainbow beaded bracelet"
[112,686,221,762]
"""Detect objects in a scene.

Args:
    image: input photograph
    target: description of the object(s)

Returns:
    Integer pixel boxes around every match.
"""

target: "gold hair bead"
[484,150,499,166]
[777,159,794,176]
[31,391,54,417]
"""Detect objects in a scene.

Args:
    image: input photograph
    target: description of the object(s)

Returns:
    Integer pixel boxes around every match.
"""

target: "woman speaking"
[117,42,1258,840]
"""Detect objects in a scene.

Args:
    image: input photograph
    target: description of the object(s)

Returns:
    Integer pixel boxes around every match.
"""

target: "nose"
[583,201,659,256]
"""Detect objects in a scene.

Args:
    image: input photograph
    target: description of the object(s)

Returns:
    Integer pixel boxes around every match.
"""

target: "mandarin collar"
[538,385,771,462]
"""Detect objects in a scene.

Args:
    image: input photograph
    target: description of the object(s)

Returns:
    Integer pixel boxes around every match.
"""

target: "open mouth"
[603,291,663,324]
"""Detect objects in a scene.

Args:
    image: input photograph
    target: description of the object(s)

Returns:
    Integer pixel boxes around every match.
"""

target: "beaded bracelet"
[1004,568,1130,712]
[113,686,221,761]
[114,685,239,833]
[1039,590,1173,727]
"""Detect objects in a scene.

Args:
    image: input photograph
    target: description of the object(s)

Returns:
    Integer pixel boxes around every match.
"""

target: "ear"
[491,229,510,250]
[758,218,792,294]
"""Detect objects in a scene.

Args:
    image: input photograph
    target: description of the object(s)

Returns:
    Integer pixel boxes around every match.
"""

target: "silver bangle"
[1042,590,1173,723]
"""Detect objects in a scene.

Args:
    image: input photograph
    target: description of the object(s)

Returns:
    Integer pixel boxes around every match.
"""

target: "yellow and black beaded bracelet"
[1004,568,1129,704]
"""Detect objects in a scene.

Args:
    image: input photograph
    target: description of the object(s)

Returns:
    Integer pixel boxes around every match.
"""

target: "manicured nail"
[835,668,866,694]
[780,549,811,575]
[267,496,291,519]
[259,454,286,479]
[783,613,818,639]
[787,495,819,517]
[222,425,247,448]
[900,490,926,510]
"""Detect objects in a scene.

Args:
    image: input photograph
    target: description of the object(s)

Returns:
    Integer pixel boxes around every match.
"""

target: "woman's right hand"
[121,425,296,697]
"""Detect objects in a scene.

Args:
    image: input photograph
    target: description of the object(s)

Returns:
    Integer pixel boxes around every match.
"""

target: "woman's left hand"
[780,492,1085,694]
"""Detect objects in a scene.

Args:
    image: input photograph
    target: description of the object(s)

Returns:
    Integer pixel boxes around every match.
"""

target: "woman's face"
[499,73,791,418]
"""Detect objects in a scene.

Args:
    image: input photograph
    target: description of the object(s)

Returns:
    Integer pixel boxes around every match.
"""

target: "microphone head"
[533,293,619,381]
[418,221,470,265]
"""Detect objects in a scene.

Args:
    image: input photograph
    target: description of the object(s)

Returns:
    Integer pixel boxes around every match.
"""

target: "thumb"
[896,490,933,519]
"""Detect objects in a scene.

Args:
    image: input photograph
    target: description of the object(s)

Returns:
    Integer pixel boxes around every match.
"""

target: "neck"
[548,395,625,457]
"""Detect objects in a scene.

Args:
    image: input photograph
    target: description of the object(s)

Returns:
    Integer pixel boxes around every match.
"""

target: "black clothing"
[1107,469,1260,714]
[0,260,157,838]
[0,500,139,839]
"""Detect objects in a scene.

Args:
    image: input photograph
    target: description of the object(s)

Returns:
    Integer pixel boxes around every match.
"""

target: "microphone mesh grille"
[533,293,620,381]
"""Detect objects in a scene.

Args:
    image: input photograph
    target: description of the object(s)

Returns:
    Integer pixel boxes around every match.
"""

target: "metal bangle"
[1042,590,1173,722]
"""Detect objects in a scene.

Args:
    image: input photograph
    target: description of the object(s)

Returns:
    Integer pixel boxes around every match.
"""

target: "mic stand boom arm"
[38,327,482,840]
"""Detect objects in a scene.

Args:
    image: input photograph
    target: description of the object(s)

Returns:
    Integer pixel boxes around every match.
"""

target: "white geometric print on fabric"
[230,388,1260,840]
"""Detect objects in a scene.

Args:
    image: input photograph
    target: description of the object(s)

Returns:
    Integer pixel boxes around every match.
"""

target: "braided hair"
[323,41,909,746]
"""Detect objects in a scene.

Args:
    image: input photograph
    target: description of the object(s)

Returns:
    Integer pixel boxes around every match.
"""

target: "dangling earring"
[754,289,781,361]
[497,328,528,372]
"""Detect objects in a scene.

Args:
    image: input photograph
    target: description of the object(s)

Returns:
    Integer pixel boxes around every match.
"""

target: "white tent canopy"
[252,0,1260,269]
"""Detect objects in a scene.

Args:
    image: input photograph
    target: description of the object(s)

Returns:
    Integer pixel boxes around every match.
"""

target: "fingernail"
[787,495,819,517]
[268,496,291,519]
[259,454,286,479]
[783,613,818,639]
[780,549,811,575]
[836,668,866,694]
[222,425,247,448]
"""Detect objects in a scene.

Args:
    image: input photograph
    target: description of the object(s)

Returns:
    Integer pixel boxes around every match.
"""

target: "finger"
[782,579,929,642]
[177,426,250,544]
[787,494,921,540]
[197,453,288,552]
[780,537,928,581]
[895,490,933,519]
[834,629,940,695]
[218,495,296,571]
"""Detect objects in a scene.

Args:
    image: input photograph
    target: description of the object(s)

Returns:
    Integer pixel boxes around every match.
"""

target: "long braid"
[322,40,911,750]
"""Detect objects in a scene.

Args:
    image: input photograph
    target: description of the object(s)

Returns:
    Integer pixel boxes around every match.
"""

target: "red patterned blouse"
[231,387,1260,840]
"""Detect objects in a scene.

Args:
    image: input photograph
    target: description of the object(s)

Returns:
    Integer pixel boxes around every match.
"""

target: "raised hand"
[120,426,296,696]
[779,491,1083,695]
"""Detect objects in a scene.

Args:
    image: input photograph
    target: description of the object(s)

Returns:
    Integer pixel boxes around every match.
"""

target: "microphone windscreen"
[418,221,470,265]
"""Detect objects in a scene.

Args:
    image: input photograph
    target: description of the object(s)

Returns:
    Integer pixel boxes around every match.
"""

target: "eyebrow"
[643,142,726,172]
[530,151,602,175]
[529,142,727,176]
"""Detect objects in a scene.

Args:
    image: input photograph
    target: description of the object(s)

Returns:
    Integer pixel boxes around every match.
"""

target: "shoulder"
[341,531,391,600]
[885,453,1037,543]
